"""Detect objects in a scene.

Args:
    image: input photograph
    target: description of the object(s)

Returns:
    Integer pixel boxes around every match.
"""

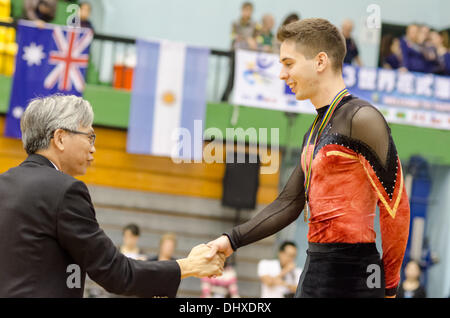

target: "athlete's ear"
[315,52,329,73]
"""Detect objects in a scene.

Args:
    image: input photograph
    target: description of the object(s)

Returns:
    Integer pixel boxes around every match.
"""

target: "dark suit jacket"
[0,154,181,297]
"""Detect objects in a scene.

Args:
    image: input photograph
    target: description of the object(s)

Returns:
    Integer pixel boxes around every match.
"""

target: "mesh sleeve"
[350,106,390,167]
[224,162,305,250]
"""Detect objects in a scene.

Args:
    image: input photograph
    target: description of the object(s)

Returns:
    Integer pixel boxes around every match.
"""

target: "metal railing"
[0,20,233,102]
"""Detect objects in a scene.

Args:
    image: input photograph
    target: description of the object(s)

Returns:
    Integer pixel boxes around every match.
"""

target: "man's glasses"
[59,128,96,146]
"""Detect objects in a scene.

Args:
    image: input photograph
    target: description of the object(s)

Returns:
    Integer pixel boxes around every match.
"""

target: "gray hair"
[20,94,94,155]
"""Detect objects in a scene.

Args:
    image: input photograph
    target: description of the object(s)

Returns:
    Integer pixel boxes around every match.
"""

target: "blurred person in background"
[79,1,94,31]
[341,19,362,66]
[24,0,57,27]
[230,1,257,50]
[400,23,427,73]
[256,14,275,53]
[380,34,404,70]
[417,25,440,74]
[221,2,257,102]
[274,13,300,52]
[417,24,431,47]
[201,258,239,298]
[148,233,177,261]
[120,223,147,260]
[397,260,427,298]
[429,30,450,75]
[257,241,301,298]
[281,13,300,27]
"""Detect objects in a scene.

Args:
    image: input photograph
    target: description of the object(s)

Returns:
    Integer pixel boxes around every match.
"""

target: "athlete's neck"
[309,76,346,110]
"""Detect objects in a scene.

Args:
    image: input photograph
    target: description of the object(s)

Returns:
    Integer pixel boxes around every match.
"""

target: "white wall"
[84,0,450,67]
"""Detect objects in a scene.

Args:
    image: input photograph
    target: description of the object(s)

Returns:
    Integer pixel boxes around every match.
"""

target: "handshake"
[175,235,234,279]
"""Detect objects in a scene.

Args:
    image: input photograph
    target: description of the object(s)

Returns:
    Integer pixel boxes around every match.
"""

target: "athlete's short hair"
[277,18,347,73]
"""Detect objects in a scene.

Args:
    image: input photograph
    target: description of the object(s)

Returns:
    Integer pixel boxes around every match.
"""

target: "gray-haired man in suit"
[0,95,224,297]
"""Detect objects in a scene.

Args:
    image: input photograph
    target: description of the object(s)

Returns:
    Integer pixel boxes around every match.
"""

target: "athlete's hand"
[206,235,234,259]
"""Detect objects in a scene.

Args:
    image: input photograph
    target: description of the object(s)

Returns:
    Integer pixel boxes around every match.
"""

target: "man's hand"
[280,261,296,277]
[176,244,225,279]
[34,20,46,29]
[206,235,234,259]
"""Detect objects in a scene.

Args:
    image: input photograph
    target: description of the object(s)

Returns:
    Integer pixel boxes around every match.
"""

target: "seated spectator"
[341,19,362,66]
[258,241,302,298]
[79,1,94,31]
[400,24,428,73]
[273,13,300,52]
[86,223,146,298]
[119,223,146,260]
[418,25,441,74]
[221,1,257,102]
[201,259,239,298]
[429,30,450,75]
[231,2,257,50]
[281,13,300,26]
[380,34,403,70]
[256,14,275,53]
[24,0,57,27]
[397,260,427,298]
[148,232,177,261]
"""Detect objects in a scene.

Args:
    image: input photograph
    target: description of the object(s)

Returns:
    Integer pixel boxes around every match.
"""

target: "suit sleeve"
[56,181,181,297]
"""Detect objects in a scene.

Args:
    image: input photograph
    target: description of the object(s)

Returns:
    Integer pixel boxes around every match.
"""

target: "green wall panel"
[1,75,449,165]
[83,84,131,128]
[0,75,11,113]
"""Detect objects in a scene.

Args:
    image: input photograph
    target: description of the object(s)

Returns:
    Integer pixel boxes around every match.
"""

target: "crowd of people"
[229,2,300,54]
[21,0,94,30]
[228,3,450,77]
[221,2,365,101]
[380,24,450,75]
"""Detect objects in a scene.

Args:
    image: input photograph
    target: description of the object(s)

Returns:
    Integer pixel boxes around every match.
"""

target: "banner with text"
[232,49,450,130]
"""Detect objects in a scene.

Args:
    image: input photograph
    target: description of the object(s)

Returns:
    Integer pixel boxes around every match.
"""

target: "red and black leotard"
[224,95,410,297]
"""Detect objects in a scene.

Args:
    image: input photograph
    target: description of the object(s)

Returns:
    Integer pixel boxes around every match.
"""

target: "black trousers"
[295,242,385,298]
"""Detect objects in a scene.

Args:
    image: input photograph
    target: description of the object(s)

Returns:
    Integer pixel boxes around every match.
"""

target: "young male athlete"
[207,18,410,298]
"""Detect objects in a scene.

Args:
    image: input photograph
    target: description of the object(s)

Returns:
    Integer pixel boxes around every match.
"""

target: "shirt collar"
[48,159,59,171]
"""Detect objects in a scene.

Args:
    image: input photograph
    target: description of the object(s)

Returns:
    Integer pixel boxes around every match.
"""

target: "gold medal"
[304,200,309,223]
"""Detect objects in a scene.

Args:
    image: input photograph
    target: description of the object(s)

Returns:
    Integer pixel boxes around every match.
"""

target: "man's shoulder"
[4,159,81,193]
[344,95,373,107]
[340,96,379,116]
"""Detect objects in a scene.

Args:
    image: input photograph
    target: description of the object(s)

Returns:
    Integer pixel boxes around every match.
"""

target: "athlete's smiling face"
[279,40,320,101]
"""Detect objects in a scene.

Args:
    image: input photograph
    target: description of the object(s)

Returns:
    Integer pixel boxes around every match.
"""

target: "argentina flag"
[4,20,93,138]
[126,39,210,161]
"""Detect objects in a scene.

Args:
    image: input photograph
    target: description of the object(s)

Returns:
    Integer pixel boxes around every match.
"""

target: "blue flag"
[127,39,209,161]
[4,20,93,138]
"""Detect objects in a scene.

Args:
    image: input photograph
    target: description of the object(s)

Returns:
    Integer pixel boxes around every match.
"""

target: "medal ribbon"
[302,88,350,222]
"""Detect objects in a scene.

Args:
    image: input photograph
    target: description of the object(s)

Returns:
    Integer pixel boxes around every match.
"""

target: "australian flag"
[4,20,93,138]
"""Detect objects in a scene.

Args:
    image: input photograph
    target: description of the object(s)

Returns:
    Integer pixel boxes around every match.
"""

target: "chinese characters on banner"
[232,49,450,130]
